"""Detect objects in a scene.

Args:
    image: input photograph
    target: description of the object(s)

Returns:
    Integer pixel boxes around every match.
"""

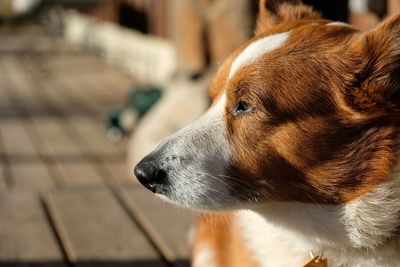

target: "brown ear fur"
[256,0,320,34]
[348,12,400,115]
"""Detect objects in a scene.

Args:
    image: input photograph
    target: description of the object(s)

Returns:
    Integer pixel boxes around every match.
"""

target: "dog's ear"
[346,12,400,116]
[256,0,320,34]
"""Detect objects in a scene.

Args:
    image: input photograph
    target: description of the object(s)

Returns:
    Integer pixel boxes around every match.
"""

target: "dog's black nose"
[134,159,168,193]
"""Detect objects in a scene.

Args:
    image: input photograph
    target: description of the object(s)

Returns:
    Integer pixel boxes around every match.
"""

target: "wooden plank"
[0,128,10,191]
[119,186,195,267]
[0,56,45,114]
[34,118,82,157]
[0,28,73,54]
[26,57,132,186]
[75,74,125,104]
[62,59,132,102]
[45,53,107,76]
[39,56,109,113]
[9,162,54,191]
[82,160,135,187]
[104,161,136,185]
[96,67,132,98]
[21,54,103,117]
[67,117,123,157]
[0,192,64,262]
[43,188,163,266]
[72,73,114,102]
[2,47,116,188]
[0,119,40,159]
[12,56,112,157]
[53,70,104,115]
[46,55,131,112]
[55,161,104,186]
[67,74,123,112]
[0,163,8,191]
[2,55,87,123]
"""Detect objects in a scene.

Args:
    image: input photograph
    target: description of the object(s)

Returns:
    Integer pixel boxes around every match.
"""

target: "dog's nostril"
[155,169,168,185]
[134,163,151,186]
[134,159,168,193]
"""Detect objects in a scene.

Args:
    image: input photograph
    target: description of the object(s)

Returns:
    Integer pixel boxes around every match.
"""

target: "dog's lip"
[155,193,169,200]
[154,193,180,206]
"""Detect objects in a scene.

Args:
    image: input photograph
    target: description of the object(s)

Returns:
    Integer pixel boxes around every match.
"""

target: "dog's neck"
[235,174,400,267]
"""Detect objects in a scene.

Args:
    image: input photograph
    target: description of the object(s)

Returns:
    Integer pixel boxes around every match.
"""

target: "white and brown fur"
[134,0,400,266]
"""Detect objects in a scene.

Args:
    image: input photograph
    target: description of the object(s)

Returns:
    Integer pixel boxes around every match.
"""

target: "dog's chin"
[153,192,222,210]
[154,193,177,205]
[153,191,250,211]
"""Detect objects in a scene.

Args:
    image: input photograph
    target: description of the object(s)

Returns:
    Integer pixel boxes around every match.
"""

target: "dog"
[134,0,400,266]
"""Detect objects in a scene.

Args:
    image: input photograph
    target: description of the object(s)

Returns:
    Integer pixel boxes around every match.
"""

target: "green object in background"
[107,106,137,142]
[129,87,163,115]
[106,87,163,142]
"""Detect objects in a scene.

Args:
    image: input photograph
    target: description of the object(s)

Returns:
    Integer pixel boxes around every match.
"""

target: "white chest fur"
[235,179,400,267]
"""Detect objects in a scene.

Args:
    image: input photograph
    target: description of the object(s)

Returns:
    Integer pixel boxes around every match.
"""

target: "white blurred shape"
[12,0,41,15]
[349,0,369,14]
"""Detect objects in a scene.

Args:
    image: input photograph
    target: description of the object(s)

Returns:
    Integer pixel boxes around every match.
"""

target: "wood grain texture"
[104,161,136,185]
[0,192,64,261]
[55,161,104,186]
[34,118,83,157]
[0,28,186,266]
[10,162,54,191]
[0,163,8,191]
[0,119,40,159]
[43,188,163,266]
[119,186,195,267]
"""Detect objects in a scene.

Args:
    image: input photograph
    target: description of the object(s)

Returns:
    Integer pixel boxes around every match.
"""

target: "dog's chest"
[235,210,312,267]
[234,209,400,267]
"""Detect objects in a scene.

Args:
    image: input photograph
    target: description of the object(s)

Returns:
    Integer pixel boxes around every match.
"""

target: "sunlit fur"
[141,94,235,209]
[136,0,400,266]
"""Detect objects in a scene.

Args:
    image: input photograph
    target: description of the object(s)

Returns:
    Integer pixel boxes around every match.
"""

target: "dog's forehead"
[209,21,357,100]
[228,31,290,79]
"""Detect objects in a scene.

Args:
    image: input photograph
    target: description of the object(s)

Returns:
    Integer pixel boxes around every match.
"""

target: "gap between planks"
[115,187,194,267]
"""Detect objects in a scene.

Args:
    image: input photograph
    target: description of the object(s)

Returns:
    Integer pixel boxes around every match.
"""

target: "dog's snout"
[134,159,168,193]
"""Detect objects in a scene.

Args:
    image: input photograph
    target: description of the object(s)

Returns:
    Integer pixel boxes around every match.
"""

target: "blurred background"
[0,0,399,266]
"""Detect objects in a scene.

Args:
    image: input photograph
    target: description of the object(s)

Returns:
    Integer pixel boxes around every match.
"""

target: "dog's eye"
[233,101,253,116]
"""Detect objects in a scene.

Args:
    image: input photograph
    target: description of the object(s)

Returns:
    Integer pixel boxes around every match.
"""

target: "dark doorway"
[118,3,148,33]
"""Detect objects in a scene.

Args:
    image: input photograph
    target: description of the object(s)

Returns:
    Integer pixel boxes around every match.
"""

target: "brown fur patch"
[193,214,260,267]
[193,3,400,267]
[207,13,400,204]
[346,12,400,116]
[256,0,321,34]
[191,3,400,267]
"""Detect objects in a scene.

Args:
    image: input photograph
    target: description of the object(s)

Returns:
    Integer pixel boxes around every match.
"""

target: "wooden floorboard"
[55,161,105,186]
[34,117,83,157]
[0,192,64,264]
[104,161,136,186]
[0,28,194,266]
[0,119,41,159]
[0,163,8,191]
[1,56,45,114]
[66,117,123,157]
[25,54,132,187]
[118,186,195,267]
[9,161,55,191]
[43,188,164,267]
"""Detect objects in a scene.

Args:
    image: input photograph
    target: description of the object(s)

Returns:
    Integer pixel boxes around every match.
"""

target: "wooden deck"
[0,27,194,267]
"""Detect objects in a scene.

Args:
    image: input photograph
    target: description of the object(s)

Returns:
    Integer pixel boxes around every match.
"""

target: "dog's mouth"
[134,153,262,210]
[135,160,236,209]
[134,93,240,209]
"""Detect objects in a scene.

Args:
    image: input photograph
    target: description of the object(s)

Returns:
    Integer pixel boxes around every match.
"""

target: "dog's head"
[135,0,400,212]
